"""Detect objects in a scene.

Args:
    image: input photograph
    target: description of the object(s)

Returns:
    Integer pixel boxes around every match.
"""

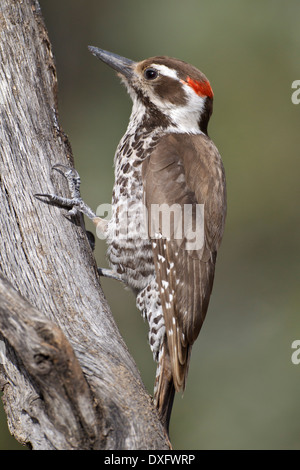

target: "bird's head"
[88,47,213,135]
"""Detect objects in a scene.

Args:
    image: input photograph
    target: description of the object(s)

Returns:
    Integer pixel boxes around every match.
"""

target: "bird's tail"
[154,343,175,433]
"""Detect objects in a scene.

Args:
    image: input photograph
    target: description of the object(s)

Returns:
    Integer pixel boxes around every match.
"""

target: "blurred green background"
[1,0,300,450]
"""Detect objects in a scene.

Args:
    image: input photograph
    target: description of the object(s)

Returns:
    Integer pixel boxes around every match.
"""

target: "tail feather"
[154,343,176,433]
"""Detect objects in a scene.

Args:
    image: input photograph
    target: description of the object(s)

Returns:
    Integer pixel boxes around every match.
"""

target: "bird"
[36,47,227,433]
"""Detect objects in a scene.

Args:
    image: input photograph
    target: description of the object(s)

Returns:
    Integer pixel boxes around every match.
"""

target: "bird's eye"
[144,68,158,80]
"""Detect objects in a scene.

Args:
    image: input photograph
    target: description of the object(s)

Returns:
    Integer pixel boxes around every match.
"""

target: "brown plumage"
[143,133,226,425]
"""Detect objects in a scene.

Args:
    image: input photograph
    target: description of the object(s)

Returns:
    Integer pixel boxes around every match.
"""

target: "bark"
[0,0,169,450]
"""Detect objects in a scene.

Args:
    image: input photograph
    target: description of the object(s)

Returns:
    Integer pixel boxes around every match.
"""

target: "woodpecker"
[36,48,226,432]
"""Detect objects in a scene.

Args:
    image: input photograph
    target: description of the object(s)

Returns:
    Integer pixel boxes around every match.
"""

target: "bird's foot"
[35,164,97,220]
[97,268,125,283]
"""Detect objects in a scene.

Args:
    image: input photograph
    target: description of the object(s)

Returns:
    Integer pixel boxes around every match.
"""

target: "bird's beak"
[88,46,136,79]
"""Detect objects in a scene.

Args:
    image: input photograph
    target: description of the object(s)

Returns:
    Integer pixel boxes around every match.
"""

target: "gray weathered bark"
[0,0,169,450]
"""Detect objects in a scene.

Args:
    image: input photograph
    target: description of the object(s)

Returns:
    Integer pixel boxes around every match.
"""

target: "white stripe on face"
[152,64,179,80]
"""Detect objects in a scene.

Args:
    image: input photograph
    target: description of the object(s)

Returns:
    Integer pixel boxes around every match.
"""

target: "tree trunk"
[0,0,169,450]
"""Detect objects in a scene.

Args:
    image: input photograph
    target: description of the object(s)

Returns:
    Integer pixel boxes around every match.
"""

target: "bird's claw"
[34,164,96,220]
[52,164,81,199]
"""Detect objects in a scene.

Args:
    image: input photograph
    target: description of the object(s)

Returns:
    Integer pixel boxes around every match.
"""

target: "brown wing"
[142,133,226,391]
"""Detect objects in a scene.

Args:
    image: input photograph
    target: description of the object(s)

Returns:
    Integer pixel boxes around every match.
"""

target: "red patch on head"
[186,76,213,98]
